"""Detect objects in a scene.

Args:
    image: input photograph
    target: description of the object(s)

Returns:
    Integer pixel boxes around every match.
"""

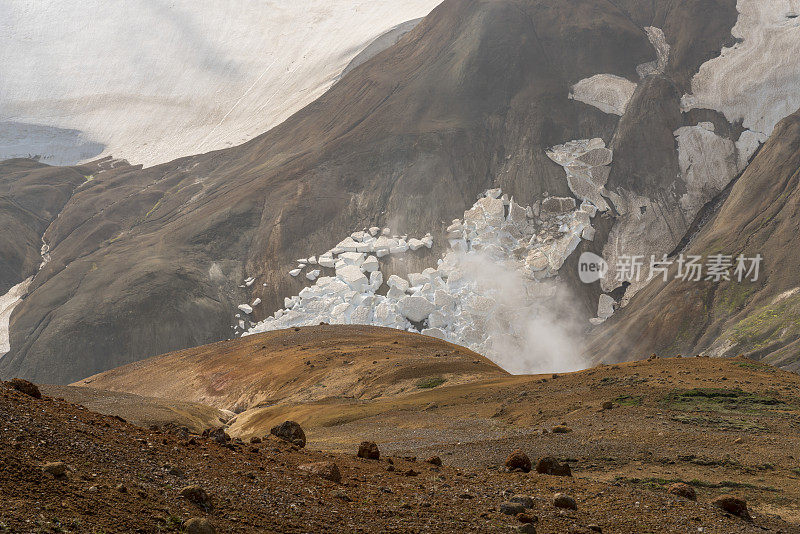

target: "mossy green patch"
[725,292,800,352]
[416,377,446,389]
[735,360,774,372]
[716,282,758,316]
[614,394,643,406]
[663,388,784,414]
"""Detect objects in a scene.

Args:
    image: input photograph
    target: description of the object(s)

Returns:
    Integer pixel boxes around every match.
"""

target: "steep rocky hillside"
[589,108,800,370]
[2,0,758,383]
[0,158,122,294]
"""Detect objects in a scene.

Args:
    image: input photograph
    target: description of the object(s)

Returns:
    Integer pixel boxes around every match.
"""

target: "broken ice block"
[397,295,435,323]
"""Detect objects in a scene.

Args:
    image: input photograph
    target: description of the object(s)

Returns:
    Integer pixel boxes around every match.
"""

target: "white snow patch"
[0,0,443,167]
[636,27,671,78]
[547,138,612,212]
[674,124,739,216]
[569,74,637,116]
[681,0,800,139]
[0,277,32,357]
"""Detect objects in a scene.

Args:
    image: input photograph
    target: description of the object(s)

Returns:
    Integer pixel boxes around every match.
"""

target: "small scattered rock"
[601,401,614,410]
[270,421,306,448]
[517,524,537,533]
[500,502,526,515]
[333,490,353,502]
[250,436,262,444]
[184,517,216,534]
[553,493,577,510]
[517,512,538,524]
[357,441,380,460]
[206,428,230,444]
[505,450,532,473]
[298,461,341,483]
[536,457,572,477]
[115,483,127,493]
[509,495,535,509]
[7,378,41,399]
[551,425,573,434]
[42,462,66,477]
[180,485,211,508]
[167,466,185,477]
[425,456,442,467]
[588,526,602,533]
[404,469,419,477]
[711,496,751,520]
[667,482,696,501]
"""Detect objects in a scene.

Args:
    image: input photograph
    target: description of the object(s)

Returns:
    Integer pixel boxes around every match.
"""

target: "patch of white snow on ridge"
[681,0,800,139]
[569,74,637,116]
[0,0,443,167]
[674,124,739,217]
[636,27,670,78]
[0,277,32,357]
[547,138,612,212]
[245,190,596,374]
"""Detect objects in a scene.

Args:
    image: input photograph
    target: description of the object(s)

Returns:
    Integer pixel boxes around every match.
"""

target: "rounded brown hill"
[75,325,507,411]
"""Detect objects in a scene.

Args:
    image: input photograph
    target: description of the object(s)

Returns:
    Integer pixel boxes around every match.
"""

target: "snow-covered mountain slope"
[0,0,441,167]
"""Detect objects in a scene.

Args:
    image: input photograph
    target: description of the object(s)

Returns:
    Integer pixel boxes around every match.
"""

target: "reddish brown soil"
[2,381,795,533]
